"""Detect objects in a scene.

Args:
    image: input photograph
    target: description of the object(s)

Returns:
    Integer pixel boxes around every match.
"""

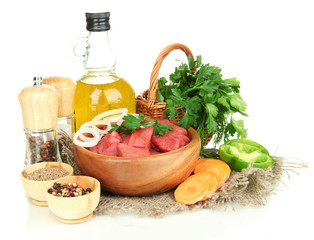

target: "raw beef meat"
[117,143,150,157]
[128,126,154,149]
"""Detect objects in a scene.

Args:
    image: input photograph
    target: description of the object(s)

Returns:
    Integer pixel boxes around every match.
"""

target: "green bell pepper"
[219,139,274,172]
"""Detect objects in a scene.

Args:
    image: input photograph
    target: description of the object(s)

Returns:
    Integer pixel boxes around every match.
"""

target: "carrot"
[174,173,218,204]
[194,158,230,174]
[194,159,231,188]
[188,173,219,200]
[193,158,208,173]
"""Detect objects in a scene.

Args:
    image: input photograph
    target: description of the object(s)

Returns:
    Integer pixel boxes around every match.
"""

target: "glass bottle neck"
[84,31,116,74]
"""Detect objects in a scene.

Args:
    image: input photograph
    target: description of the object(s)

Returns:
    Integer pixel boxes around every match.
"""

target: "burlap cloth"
[58,132,308,217]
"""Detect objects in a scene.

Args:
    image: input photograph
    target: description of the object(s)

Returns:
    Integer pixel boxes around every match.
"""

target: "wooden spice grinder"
[43,76,76,137]
[42,76,76,118]
[42,76,76,137]
[18,77,59,130]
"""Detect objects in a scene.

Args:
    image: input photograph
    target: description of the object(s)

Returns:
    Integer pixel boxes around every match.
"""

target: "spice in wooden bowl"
[26,167,69,181]
[20,162,74,206]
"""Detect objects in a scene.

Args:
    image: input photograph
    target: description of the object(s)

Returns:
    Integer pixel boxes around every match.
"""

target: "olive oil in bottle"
[74,12,136,130]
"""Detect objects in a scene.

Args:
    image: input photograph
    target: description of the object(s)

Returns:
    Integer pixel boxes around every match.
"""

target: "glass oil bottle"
[73,12,136,130]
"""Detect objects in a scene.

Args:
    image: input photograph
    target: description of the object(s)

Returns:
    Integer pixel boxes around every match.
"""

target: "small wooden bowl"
[74,128,201,196]
[20,162,73,206]
[45,176,100,223]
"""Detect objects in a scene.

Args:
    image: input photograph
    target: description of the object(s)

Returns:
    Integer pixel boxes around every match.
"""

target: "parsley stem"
[183,87,202,96]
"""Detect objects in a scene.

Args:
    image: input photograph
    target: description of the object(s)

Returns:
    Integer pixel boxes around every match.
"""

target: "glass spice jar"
[24,128,60,165]
[56,113,76,138]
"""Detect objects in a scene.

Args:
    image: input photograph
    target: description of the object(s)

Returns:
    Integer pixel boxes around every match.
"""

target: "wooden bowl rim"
[74,127,200,162]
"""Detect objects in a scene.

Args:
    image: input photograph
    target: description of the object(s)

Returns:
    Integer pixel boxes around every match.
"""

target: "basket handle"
[148,43,194,107]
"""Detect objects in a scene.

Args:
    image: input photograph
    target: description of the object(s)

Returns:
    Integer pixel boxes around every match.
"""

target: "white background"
[1,0,313,239]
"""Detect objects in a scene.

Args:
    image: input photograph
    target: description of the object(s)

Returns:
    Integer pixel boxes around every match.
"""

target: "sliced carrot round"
[194,159,231,188]
[189,173,219,200]
[194,158,230,174]
[174,175,210,205]
[175,173,219,204]
[193,159,208,174]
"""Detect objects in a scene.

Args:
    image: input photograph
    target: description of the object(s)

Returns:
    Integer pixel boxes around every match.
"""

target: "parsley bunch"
[157,55,248,146]
[110,114,173,136]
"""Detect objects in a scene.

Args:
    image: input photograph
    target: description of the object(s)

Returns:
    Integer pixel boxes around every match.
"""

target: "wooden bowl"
[45,175,100,223]
[20,162,73,206]
[74,128,201,196]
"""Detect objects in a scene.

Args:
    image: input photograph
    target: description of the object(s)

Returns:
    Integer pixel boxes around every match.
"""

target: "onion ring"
[92,108,128,121]
[75,108,133,148]
[73,128,101,147]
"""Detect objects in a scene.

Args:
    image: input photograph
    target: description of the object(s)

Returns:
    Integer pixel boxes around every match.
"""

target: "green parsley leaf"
[229,93,247,112]
[164,99,179,120]
[121,114,143,131]
[231,117,248,139]
[109,114,173,136]
[188,55,195,70]
[217,96,230,109]
[178,96,202,129]
[154,123,173,136]
[196,55,202,68]
[205,114,217,135]
[157,90,164,102]
[224,77,240,87]
[158,77,168,87]
[205,103,219,117]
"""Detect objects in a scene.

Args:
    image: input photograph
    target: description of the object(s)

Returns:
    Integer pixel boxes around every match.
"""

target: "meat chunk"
[128,126,154,149]
[99,142,119,156]
[117,143,151,157]
[157,119,188,136]
[89,145,99,154]
[151,130,190,152]
[93,130,122,155]
[120,133,131,145]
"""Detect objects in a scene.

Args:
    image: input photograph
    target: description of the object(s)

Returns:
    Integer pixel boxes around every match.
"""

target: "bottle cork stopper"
[43,76,76,118]
[18,77,59,130]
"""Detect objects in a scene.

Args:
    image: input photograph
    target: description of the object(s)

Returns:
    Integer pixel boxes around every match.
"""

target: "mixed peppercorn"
[27,135,57,164]
[48,182,92,197]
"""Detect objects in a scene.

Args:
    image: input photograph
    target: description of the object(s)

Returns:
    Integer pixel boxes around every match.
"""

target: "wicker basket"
[136,43,212,145]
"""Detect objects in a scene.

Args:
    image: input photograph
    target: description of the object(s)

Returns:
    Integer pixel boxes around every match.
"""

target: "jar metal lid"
[85,12,110,32]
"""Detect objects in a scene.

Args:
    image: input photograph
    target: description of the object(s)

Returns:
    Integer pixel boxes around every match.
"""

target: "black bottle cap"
[85,12,110,32]
[33,77,43,87]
